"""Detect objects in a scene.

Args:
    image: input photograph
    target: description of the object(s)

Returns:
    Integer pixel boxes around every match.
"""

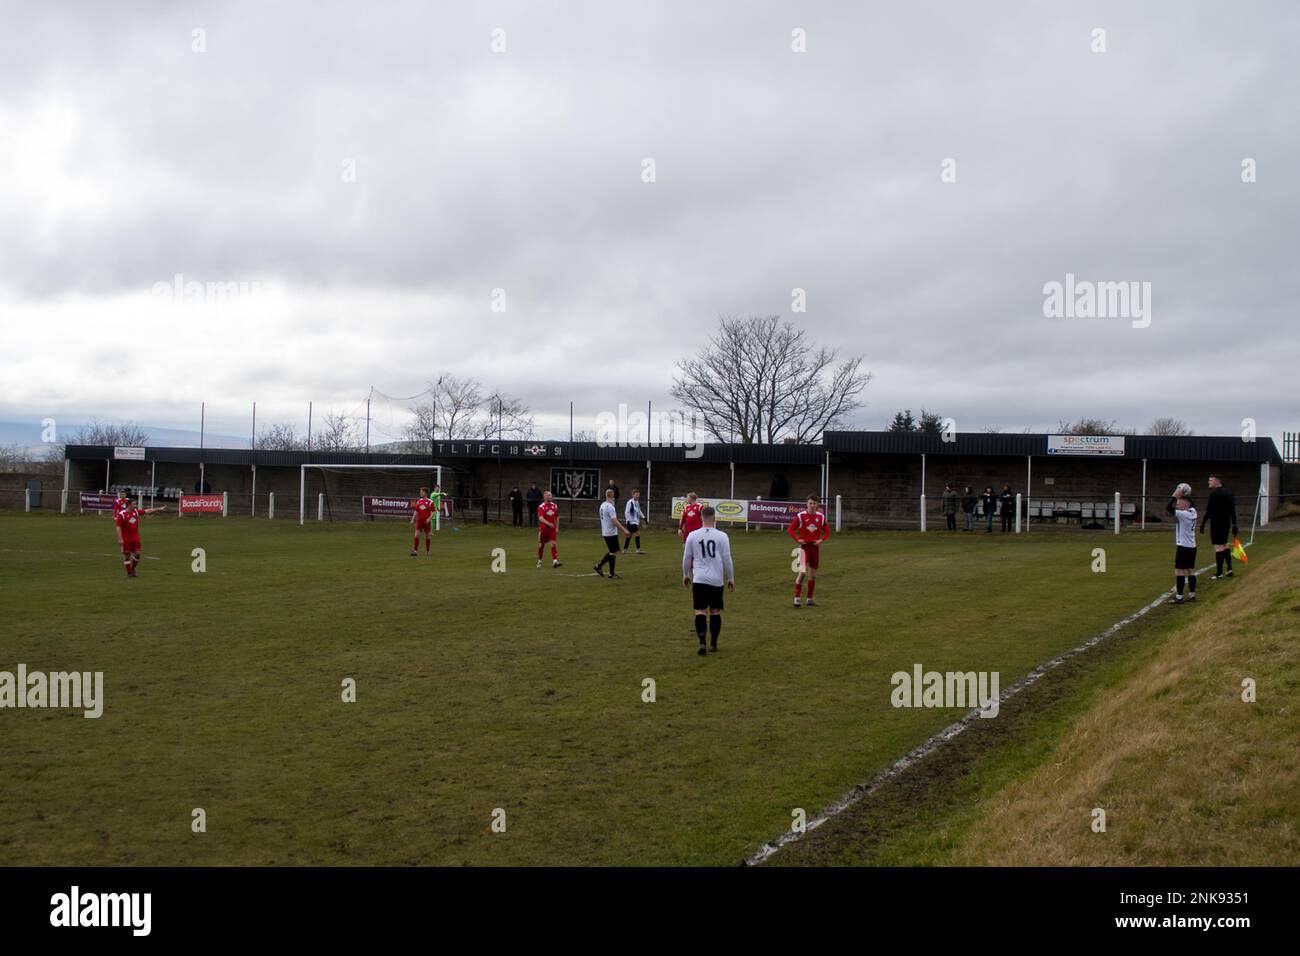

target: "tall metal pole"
[365,388,372,454]
[569,402,573,442]
[307,401,313,454]
[200,402,205,449]
[251,401,256,448]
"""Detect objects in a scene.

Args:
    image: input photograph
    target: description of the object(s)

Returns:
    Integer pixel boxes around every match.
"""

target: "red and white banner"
[179,494,224,514]
[79,492,118,513]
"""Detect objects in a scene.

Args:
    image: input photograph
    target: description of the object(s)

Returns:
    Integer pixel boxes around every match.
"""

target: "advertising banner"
[744,499,805,524]
[79,492,118,513]
[1046,435,1125,456]
[179,494,224,514]
[670,496,749,523]
[113,446,146,460]
[363,496,417,517]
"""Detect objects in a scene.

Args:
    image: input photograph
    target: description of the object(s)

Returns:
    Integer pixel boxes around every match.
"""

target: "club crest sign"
[551,468,600,500]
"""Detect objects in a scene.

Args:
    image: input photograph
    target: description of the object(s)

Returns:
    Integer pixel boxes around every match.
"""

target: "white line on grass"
[744,554,1232,865]
[4,549,163,561]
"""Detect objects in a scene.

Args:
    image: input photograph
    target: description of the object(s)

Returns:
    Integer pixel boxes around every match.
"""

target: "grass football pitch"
[1,512,1292,865]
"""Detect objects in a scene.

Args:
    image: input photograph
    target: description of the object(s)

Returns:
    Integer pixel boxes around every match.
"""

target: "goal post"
[299,464,443,526]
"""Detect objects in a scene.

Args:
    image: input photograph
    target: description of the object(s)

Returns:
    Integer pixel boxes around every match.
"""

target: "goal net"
[299,464,444,525]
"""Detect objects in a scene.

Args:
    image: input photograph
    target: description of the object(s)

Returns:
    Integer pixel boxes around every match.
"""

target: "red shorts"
[415,519,432,533]
[538,528,557,543]
[798,543,820,570]
[121,536,141,554]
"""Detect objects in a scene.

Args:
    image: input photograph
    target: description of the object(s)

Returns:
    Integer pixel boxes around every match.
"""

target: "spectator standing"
[961,487,977,532]
[981,486,996,534]
[942,483,959,532]
[999,483,1015,533]
[508,485,524,527]
[526,482,542,527]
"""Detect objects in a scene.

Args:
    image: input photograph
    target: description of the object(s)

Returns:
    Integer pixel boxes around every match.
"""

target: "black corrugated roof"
[823,431,1281,463]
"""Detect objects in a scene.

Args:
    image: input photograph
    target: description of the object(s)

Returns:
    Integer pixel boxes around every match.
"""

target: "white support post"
[835,494,842,532]
[137,490,144,509]
[1015,493,1022,533]
[151,460,157,509]
[222,491,229,517]
[318,493,325,521]
[63,458,70,510]
[299,465,306,526]
[1113,492,1121,534]
[1140,459,1147,531]
[919,494,927,532]
[268,491,275,520]
[1259,463,1270,527]
[24,487,31,512]
[251,464,257,518]
[1025,456,1032,531]
[61,489,68,513]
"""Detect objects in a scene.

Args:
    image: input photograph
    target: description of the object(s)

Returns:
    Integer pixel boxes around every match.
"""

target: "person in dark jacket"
[960,487,977,531]
[525,483,543,527]
[981,486,996,533]
[999,484,1015,533]
[1200,474,1239,579]
[941,484,959,531]
[508,485,524,527]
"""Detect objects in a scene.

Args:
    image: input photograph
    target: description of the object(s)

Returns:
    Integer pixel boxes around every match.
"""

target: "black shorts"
[1209,518,1232,546]
[625,523,639,534]
[692,583,725,611]
[1174,545,1197,570]
[603,535,620,553]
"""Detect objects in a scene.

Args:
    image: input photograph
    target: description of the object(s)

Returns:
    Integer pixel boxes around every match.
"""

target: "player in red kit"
[410,487,435,556]
[678,491,703,542]
[788,495,829,607]
[114,501,167,578]
[536,490,563,568]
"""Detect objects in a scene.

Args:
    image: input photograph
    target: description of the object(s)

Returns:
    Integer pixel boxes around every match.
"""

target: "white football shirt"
[1174,506,1197,549]
[682,526,734,587]
[599,501,619,536]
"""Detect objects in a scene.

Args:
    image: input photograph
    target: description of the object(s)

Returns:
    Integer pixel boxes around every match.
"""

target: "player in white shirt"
[1166,483,1199,604]
[594,489,632,579]
[682,506,736,656]
[623,489,646,554]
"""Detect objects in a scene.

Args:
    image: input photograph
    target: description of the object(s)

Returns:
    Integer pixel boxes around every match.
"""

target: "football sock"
[807,580,816,598]
[1176,576,1185,594]
[537,544,543,560]
[551,545,558,560]
[412,535,419,550]
[424,538,430,553]
[607,554,616,575]
[1189,574,1197,593]
[694,615,707,640]
[123,557,132,575]
[793,582,802,597]
[709,615,722,640]
[1224,550,1232,571]
[1215,552,1224,575]
[635,535,641,548]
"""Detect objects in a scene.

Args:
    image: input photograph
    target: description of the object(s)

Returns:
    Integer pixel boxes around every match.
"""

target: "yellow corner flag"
[1232,537,1248,564]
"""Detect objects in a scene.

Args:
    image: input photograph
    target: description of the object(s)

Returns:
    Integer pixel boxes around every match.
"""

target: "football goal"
[299,464,443,526]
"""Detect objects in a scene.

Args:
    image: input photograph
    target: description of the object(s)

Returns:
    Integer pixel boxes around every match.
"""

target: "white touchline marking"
[744,553,1236,865]
[0,549,161,560]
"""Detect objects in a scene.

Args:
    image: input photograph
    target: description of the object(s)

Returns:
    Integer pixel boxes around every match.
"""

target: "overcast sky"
[1,0,1297,448]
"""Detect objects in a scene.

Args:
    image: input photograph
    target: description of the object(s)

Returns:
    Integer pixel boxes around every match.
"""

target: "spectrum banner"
[1047,435,1126,457]
[79,492,119,513]
[179,494,224,514]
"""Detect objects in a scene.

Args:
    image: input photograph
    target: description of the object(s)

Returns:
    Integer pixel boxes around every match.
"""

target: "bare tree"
[255,423,306,450]
[671,315,870,444]
[0,443,34,464]
[1147,417,1193,436]
[404,374,485,450]
[480,391,535,441]
[316,410,362,451]
[70,420,151,446]
[1057,417,1118,436]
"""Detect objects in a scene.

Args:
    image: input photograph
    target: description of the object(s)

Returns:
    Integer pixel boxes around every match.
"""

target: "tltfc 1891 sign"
[551,468,600,499]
